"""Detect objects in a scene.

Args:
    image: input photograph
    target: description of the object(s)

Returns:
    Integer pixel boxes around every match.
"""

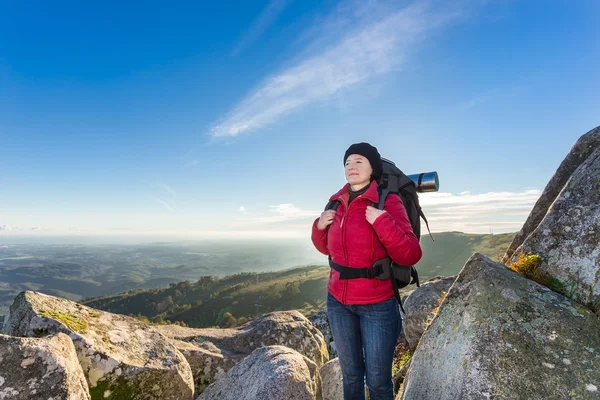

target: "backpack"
[324,157,436,311]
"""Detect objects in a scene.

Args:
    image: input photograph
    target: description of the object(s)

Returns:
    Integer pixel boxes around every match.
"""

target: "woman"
[311,142,422,400]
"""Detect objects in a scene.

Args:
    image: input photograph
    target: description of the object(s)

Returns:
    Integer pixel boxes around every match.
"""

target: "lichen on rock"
[3,291,195,400]
[0,332,90,399]
[400,253,600,400]
[507,144,600,313]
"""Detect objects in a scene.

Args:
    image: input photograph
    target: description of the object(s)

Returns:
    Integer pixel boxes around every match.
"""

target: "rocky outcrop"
[320,358,342,400]
[400,253,600,400]
[506,126,600,311]
[505,125,600,259]
[0,332,90,400]
[158,310,328,369]
[0,292,330,399]
[402,276,455,349]
[196,345,320,400]
[3,291,194,400]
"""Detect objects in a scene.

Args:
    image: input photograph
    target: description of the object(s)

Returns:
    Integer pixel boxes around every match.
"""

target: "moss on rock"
[39,310,88,333]
[90,377,136,400]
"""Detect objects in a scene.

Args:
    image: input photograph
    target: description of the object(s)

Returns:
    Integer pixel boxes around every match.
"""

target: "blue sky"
[0,0,599,240]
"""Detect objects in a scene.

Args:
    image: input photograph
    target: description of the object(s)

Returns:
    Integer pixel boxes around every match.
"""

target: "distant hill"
[0,239,325,316]
[83,232,515,328]
[415,231,514,278]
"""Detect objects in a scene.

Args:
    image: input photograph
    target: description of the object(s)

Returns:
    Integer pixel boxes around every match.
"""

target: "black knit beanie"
[343,142,383,181]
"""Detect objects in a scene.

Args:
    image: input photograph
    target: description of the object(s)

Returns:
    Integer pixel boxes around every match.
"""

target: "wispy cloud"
[0,224,11,231]
[155,182,177,198]
[233,203,320,226]
[419,189,541,232]
[156,199,175,212]
[265,203,320,222]
[229,189,539,234]
[149,181,177,212]
[238,206,247,213]
[420,189,540,207]
[210,0,471,138]
[232,0,290,56]
[457,85,527,110]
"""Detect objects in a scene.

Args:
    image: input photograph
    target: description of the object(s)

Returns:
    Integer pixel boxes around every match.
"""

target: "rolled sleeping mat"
[407,171,439,193]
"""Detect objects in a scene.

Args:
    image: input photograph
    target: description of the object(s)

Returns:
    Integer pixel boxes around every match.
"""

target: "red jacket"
[311,181,422,305]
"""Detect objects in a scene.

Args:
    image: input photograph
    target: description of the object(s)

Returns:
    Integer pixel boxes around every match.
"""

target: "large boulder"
[170,338,241,396]
[402,276,455,349]
[157,310,329,371]
[320,358,343,400]
[0,332,90,400]
[196,345,320,400]
[3,291,194,400]
[399,253,600,400]
[505,125,600,259]
[506,132,600,311]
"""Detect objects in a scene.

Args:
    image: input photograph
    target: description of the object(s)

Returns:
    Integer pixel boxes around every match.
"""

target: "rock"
[171,339,241,396]
[158,310,329,370]
[506,143,600,311]
[0,332,90,400]
[320,358,343,400]
[3,291,194,400]
[505,125,600,259]
[402,276,455,350]
[196,345,320,400]
[400,253,600,400]
[309,310,335,358]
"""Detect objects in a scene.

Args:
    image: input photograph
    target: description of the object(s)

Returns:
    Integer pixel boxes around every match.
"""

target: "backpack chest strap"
[328,257,390,280]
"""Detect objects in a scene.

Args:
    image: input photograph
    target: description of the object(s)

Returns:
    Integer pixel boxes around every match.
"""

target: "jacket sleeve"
[371,195,422,266]
[311,218,329,255]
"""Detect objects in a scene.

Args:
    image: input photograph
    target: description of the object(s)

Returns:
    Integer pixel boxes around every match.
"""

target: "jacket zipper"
[341,200,349,303]
[341,206,348,266]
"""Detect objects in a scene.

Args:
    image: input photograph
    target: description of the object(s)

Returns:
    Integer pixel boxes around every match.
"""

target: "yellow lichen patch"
[392,340,413,392]
[39,310,88,333]
[506,252,565,294]
[424,291,448,330]
[507,252,542,276]
[396,350,412,372]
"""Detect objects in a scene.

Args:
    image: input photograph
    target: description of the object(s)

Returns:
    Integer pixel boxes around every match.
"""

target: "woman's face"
[345,154,373,187]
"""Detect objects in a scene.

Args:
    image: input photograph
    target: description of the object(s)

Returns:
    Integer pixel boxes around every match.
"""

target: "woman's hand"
[365,206,386,225]
[317,210,336,230]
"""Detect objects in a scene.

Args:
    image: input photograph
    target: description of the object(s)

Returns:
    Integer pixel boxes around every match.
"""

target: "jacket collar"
[330,180,379,206]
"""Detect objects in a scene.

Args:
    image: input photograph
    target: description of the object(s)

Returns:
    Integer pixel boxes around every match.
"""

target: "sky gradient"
[1,0,599,240]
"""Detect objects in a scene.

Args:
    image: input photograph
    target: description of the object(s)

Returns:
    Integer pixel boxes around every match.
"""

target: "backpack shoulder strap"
[324,200,340,233]
[375,187,390,210]
[325,200,340,211]
[400,184,434,242]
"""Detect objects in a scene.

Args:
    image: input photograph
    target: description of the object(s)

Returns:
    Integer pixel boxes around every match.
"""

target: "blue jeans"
[327,292,401,400]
